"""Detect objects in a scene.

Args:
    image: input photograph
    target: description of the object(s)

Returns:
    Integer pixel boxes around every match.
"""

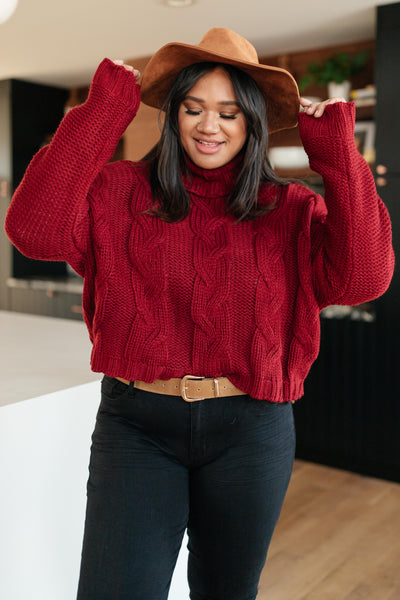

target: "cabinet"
[0,78,81,318]
[6,279,84,320]
[260,40,376,181]
[293,2,400,483]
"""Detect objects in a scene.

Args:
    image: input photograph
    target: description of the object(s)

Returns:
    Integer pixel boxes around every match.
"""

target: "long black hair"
[143,62,289,222]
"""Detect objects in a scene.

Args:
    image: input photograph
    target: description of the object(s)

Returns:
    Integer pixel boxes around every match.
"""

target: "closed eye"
[185,109,237,119]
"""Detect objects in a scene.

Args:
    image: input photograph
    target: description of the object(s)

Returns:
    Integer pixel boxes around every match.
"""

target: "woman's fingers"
[300,96,346,118]
[113,60,140,81]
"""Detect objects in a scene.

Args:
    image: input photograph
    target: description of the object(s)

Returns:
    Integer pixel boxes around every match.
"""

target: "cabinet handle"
[71,304,83,314]
[0,179,9,198]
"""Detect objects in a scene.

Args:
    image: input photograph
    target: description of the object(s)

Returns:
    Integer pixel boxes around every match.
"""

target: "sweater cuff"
[299,102,356,157]
[88,57,141,111]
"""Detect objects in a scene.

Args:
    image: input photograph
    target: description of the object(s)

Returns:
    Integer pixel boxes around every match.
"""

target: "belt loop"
[213,378,220,397]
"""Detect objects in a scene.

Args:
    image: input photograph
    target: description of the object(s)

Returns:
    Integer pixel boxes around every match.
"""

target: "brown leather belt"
[115,375,246,402]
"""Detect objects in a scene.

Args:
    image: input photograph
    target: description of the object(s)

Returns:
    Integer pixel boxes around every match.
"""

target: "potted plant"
[299,50,369,100]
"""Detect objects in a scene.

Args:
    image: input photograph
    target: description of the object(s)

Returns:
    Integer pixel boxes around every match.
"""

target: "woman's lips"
[194,138,224,154]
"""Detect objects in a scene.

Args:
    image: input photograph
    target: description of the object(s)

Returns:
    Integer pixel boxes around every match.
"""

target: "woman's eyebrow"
[184,95,240,107]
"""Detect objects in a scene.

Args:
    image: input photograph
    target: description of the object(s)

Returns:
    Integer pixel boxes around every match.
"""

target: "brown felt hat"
[140,27,300,133]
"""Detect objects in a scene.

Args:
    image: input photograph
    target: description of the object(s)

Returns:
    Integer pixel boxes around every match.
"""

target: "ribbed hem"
[91,352,305,403]
[88,57,141,112]
[91,352,175,384]
[299,101,356,154]
[229,373,304,403]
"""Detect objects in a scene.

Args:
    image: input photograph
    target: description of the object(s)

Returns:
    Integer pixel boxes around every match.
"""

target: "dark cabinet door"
[11,80,69,279]
[295,178,400,483]
[294,3,400,483]
[375,2,400,173]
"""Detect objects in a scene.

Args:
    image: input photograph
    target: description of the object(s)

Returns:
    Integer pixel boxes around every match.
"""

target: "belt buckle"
[180,375,205,402]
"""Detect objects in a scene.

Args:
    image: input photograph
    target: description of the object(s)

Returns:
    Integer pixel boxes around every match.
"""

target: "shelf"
[355,104,375,121]
[7,276,83,295]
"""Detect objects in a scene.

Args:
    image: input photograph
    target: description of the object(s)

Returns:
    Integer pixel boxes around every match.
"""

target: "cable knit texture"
[5,60,394,402]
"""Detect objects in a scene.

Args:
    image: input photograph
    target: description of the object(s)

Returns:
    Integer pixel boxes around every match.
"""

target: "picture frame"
[354,121,375,163]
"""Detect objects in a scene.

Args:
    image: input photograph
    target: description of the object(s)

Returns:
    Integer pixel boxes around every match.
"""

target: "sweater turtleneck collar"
[182,152,243,199]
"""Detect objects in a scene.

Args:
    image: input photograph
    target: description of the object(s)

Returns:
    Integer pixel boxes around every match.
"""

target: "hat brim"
[140,42,300,133]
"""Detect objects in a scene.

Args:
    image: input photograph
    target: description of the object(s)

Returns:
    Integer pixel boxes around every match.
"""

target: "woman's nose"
[197,112,219,134]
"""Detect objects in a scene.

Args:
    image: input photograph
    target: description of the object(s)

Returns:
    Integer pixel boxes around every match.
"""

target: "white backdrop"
[0,381,189,600]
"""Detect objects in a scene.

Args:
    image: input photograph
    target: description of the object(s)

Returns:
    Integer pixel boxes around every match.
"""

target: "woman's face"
[178,67,247,170]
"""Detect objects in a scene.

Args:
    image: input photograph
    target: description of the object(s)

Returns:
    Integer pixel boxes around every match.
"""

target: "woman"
[5,27,394,600]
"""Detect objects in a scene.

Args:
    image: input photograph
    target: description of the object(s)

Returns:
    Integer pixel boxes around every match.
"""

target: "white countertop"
[0,311,189,599]
[0,310,100,406]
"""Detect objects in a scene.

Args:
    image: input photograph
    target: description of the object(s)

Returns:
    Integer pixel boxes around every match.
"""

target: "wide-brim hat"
[141,27,300,134]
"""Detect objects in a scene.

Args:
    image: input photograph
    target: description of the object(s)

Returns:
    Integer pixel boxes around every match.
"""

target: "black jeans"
[77,376,295,600]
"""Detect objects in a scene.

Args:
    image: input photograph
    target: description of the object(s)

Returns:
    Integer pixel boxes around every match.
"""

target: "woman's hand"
[300,96,346,118]
[113,59,140,82]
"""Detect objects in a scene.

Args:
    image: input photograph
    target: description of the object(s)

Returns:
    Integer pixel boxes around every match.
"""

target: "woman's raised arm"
[299,100,394,307]
[5,59,141,272]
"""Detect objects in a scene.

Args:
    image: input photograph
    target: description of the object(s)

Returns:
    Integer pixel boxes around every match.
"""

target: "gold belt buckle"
[180,375,205,402]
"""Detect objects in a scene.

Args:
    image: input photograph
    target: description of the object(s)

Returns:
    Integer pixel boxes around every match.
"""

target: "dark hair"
[142,62,289,222]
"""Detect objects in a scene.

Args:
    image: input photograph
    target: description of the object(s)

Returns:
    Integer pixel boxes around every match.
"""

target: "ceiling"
[0,0,397,89]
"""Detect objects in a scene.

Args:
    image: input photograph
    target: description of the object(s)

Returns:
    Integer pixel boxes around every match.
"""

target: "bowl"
[268,146,309,170]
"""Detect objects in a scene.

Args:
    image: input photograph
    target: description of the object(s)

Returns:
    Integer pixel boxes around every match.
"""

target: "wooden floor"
[258,460,400,599]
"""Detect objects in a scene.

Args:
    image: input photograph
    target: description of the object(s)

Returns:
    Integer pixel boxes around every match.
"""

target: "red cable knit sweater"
[5,59,394,402]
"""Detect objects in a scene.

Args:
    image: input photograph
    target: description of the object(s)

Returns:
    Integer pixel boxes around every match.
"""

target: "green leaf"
[301,49,369,89]
[298,73,314,92]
